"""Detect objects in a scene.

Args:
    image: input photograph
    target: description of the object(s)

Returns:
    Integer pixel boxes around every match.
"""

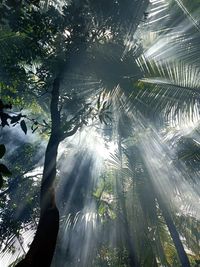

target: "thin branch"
[61,122,83,141]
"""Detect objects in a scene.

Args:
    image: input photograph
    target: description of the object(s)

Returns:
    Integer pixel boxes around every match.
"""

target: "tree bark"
[157,196,191,267]
[117,136,139,267]
[15,77,61,267]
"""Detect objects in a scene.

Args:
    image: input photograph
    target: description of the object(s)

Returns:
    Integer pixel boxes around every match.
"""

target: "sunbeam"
[1,0,200,266]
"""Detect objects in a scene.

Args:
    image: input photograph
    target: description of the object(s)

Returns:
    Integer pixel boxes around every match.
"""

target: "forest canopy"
[0,0,200,267]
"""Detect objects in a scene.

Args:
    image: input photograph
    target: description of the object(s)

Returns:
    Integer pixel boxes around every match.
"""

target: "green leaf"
[97,93,101,110]
[20,120,27,134]
[103,101,107,110]
[0,174,3,189]
[99,114,103,123]
[0,144,6,159]
[103,118,108,125]
[0,163,12,176]
[10,114,22,124]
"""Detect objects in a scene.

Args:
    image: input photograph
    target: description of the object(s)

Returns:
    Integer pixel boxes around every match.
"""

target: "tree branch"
[61,121,83,141]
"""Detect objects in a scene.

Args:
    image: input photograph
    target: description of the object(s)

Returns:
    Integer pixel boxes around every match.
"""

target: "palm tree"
[1,0,200,266]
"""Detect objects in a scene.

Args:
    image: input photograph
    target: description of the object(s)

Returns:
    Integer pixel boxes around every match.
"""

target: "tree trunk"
[157,196,191,267]
[15,77,61,267]
[122,213,140,267]
[117,136,139,267]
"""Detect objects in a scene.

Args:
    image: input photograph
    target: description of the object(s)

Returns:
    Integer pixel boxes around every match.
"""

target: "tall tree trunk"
[122,211,140,267]
[117,136,139,267]
[16,77,61,267]
[157,195,191,267]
